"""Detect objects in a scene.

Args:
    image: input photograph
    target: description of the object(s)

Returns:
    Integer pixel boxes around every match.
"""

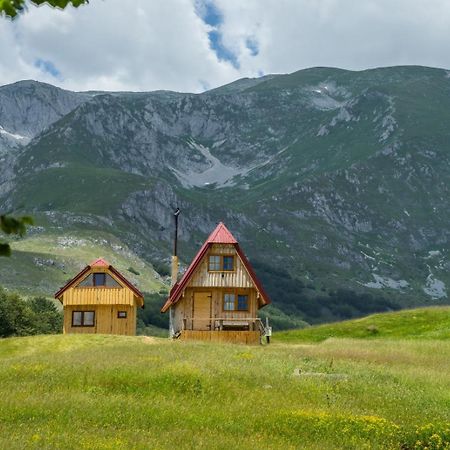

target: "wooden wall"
[63,304,137,335]
[62,287,136,306]
[187,244,254,289]
[173,287,258,332]
[171,243,263,335]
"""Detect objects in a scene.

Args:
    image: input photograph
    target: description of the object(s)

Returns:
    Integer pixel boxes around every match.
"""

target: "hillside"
[1,66,450,325]
[0,315,449,449]
[276,306,450,342]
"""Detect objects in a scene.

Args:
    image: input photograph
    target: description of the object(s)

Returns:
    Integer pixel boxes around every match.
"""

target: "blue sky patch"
[208,30,239,68]
[196,1,239,69]
[34,59,61,79]
[246,37,259,56]
[201,1,222,27]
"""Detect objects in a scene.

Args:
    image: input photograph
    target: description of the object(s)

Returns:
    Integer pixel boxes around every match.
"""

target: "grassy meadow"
[277,306,450,342]
[0,309,449,449]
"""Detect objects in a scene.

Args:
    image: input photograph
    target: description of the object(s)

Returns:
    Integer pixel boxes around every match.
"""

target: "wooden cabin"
[55,258,144,335]
[161,223,271,344]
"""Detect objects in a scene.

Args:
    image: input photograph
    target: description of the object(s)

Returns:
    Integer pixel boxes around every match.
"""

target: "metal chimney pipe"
[173,208,180,256]
[171,208,180,288]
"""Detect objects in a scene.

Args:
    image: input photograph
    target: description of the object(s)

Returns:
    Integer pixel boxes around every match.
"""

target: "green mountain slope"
[1,66,450,325]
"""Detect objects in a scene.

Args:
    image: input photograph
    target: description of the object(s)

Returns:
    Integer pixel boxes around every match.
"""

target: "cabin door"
[193,292,212,330]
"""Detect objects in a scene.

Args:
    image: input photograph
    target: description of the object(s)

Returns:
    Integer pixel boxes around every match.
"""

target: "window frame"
[208,255,221,271]
[222,291,250,312]
[223,293,235,311]
[237,294,249,311]
[117,311,127,319]
[76,272,123,289]
[222,255,234,271]
[72,310,96,327]
[93,272,106,287]
[207,254,235,272]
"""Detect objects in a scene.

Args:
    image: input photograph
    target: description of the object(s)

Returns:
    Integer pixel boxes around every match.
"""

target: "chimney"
[171,208,180,287]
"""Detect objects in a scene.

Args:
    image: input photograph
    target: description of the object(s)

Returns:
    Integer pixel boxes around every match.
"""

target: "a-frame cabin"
[55,258,144,335]
[161,223,270,344]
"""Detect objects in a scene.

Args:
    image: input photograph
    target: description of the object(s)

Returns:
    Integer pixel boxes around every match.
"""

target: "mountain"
[1,66,449,327]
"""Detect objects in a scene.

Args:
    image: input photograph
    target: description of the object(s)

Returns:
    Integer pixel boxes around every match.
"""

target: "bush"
[127,267,140,276]
[0,287,62,338]
[152,261,170,277]
[137,292,169,331]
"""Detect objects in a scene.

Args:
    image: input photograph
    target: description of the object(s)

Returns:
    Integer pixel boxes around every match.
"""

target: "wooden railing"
[182,317,268,335]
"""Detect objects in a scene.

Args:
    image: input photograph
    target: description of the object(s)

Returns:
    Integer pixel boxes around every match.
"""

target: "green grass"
[13,166,152,215]
[0,229,165,297]
[0,313,449,449]
[276,306,450,343]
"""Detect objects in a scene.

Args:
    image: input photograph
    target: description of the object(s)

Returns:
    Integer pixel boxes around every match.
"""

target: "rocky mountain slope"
[1,66,449,325]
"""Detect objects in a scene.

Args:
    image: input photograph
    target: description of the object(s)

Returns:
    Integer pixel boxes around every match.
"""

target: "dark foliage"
[127,266,140,276]
[0,0,87,18]
[137,291,169,331]
[152,262,171,277]
[0,287,62,337]
[251,260,400,326]
[0,214,33,256]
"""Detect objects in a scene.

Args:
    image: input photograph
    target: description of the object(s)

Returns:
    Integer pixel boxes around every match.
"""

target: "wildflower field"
[0,308,449,449]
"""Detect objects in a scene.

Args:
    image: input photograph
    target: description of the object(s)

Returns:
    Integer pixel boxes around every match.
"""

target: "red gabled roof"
[207,222,237,244]
[90,258,109,267]
[55,258,144,306]
[160,222,270,312]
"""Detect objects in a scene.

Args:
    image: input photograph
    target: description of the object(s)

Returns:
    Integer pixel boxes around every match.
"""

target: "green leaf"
[0,0,25,18]
[0,0,87,18]
[0,243,11,257]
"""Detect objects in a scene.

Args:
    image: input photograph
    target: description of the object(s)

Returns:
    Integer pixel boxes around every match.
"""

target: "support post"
[169,208,180,338]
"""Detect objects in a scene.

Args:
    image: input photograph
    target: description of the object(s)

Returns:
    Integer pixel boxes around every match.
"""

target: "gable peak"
[89,258,110,267]
[206,222,237,244]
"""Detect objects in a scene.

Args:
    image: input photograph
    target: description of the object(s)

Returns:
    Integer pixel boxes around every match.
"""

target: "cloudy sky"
[1,0,450,92]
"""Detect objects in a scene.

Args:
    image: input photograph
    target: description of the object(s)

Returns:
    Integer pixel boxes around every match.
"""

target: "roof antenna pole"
[169,208,180,338]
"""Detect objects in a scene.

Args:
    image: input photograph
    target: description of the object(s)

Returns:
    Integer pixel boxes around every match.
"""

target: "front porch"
[178,317,268,344]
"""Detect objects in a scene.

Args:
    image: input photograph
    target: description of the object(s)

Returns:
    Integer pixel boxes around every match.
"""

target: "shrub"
[0,287,62,337]
[127,267,140,276]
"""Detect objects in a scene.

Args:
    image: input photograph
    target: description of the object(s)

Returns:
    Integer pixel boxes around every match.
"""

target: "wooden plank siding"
[63,305,136,335]
[62,287,135,306]
[173,287,259,331]
[187,244,254,289]
[59,264,142,336]
[172,243,261,338]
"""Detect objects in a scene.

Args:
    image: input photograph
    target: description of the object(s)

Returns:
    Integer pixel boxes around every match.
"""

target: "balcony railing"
[182,317,269,335]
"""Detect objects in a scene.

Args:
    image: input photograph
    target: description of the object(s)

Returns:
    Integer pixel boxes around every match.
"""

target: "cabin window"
[93,273,106,286]
[208,255,234,271]
[77,273,121,288]
[117,311,127,319]
[223,256,234,271]
[208,255,221,271]
[237,295,248,311]
[72,311,95,327]
[223,293,235,311]
[223,293,249,311]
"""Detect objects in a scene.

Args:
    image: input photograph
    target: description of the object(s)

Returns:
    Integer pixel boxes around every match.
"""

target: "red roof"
[90,258,109,267]
[161,222,270,312]
[55,259,144,306]
[206,222,237,244]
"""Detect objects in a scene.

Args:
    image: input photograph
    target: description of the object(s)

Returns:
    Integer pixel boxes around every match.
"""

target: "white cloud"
[0,0,240,92]
[1,0,450,92]
[215,0,450,76]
